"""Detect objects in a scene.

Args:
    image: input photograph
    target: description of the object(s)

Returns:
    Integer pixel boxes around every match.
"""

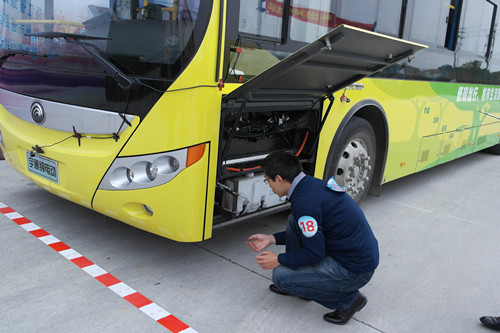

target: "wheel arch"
[323,99,388,197]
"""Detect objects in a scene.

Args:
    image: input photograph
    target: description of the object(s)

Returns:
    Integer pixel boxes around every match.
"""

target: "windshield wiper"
[25,31,137,91]
[25,31,111,41]
[0,48,43,67]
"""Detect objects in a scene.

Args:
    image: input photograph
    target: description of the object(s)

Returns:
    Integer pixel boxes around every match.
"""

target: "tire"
[485,143,500,155]
[0,149,4,160]
[324,117,377,203]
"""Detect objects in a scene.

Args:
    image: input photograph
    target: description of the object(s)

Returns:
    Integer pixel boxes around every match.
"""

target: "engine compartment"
[214,101,322,222]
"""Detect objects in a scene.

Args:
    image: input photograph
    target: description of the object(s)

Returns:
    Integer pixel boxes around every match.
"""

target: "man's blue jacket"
[274,175,379,273]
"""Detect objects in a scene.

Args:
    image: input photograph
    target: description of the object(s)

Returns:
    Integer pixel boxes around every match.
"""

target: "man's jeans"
[272,214,374,310]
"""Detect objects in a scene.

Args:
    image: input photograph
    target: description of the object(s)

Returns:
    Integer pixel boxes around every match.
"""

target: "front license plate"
[26,151,59,184]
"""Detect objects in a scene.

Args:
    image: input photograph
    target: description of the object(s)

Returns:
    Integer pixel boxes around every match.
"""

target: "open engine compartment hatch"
[222,25,426,108]
[216,25,426,221]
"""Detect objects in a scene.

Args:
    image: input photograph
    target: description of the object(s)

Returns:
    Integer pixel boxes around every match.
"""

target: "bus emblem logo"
[30,102,46,124]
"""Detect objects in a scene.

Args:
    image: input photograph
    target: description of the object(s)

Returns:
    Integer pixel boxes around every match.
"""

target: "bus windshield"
[1,0,202,77]
[0,0,208,114]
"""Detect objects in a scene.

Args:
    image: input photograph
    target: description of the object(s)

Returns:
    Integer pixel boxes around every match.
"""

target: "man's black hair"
[261,151,303,183]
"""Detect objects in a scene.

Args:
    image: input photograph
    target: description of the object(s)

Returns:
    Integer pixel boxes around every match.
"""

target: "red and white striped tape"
[0,201,197,333]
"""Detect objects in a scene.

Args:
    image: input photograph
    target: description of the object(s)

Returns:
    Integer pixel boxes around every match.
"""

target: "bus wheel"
[0,149,4,160]
[324,117,376,203]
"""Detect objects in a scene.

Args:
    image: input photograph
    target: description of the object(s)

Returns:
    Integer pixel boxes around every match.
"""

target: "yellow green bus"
[0,0,498,242]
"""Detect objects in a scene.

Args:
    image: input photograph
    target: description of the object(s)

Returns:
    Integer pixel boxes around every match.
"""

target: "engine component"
[221,172,286,216]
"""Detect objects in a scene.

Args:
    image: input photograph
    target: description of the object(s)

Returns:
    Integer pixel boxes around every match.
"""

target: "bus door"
[215,25,425,220]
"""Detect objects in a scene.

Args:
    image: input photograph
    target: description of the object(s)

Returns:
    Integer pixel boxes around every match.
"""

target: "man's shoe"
[269,284,291,296]
[480,316,500,330]
[323,293,367,325]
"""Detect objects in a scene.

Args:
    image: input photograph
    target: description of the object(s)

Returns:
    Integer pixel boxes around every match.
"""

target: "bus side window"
[459,0,496,58]
[238,0,286,43]
[374,0,405,38]
[223,1,285,83]
[289,0,378,43]
[409,0,450,47]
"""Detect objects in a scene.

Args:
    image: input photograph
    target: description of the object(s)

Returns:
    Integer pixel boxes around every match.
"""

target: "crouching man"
[247,151,379,325]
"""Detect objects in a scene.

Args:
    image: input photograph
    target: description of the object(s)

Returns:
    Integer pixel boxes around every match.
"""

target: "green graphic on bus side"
[369,79,500,176]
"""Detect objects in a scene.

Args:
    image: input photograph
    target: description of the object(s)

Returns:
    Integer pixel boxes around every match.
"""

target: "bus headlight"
[130,161,157,184]
[99,143,205,190]
[146,162,158,180]
[109,167,134,188]
[155,155,179,174]
[127,168,135,182]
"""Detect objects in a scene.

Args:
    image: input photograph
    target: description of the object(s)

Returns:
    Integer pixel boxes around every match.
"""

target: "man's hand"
[246,234,275,252]
[256,251,280,270]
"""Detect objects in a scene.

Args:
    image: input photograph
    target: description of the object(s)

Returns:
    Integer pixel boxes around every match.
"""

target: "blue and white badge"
[326,177,346,192]
[298,216,318,237]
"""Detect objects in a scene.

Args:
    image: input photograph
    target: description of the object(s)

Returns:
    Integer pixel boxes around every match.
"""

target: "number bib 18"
[298,216,318,237]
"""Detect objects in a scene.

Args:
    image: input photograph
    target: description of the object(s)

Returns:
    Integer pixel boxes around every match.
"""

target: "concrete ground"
[0,151,499,333]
